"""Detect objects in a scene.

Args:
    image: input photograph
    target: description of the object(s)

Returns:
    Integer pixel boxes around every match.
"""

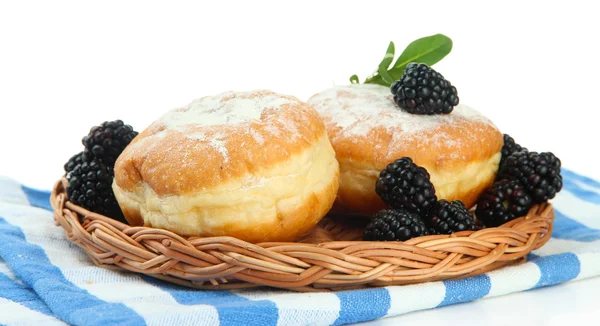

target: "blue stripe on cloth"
[438,274,491,307]
[551,209,600,242]
[562,168,600,190]
[143,277,278,326]
[0,272,54,316]
[333,288,390,325]
[562,178,600,204]
[527,253,540,261]
[0,217,146,326]
[533,253,580,288]
[20,186,52,211]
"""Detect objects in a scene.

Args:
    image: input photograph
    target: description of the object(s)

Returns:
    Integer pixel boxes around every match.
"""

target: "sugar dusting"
[187,131,230,162]
[209,136,229,163]
[307,84,491,137]
[155,90,297,161]
[159,91,293,130]
[307,84,497,158]
[250,128,265,145]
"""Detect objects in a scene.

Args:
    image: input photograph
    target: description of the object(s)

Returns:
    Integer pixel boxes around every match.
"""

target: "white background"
[1,0,599,324]
[1,0,599,189]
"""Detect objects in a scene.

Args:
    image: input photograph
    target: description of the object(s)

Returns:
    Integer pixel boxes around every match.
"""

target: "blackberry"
[475,180,532,227]
[500,134,527,167]
[64,152,84,175]
[63,151,94,176]
[363,209,428,241]
[425,200,475,235]
[82,120,138,165]
[376,157,437,216]
[498,151,562,203]
[66,158,126,223]
[390,62,459,115]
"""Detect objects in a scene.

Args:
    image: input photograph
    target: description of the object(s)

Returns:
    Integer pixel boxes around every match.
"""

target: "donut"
[112,90,340,243]
[307,84,503,216]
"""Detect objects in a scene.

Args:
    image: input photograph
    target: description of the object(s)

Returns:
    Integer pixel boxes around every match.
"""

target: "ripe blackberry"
[500,134,527,167]
[425,200,475,235]
[376,157,437,216]
[498,151,562,203]
[363,209,428,241]
[390,62,459,115]
[66,158,126,223]
[64,152,84,175]
[475,180,532,227]
[82,120,138,165]
[63,151,94,176]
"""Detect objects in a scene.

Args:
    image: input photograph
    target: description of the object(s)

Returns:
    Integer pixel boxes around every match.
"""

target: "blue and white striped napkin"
[1,168,600,326]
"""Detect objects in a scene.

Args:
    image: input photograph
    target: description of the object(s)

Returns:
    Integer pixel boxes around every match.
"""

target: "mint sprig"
[350,34,453,87]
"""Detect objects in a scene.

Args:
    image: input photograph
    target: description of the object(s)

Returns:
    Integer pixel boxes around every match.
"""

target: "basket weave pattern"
[51,178,554,291]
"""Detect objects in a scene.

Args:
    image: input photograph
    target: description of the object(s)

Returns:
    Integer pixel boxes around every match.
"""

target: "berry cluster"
[363,209,428,242]
[375,157,437,217]
[64,120,138,223]
[499,134,527,167]
[365,63,564,241]
[390,63,459,115]
[365,157,475,241]
[475,180,532,227]
[82,120,138,166]
[427,200,475,235]
[476,135,562,227]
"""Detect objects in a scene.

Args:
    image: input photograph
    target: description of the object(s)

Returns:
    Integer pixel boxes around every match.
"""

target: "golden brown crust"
[329,120,502,174]
[119,205,143,227]
[113,90,340,243]
[307,84,503,215]
[115,90,326,196]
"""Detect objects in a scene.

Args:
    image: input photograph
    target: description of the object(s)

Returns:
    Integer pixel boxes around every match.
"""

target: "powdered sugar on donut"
[307,84,492,138]
[307,84,497,159]
[159,91,294,130]
[153,90,300,161]
[186,132,230,162]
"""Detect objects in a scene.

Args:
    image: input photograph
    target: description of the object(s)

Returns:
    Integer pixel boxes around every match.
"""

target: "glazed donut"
[307,84,503,216]
[112,90,340,243]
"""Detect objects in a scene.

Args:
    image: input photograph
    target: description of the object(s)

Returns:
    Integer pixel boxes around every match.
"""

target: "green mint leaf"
[389,34,452,78]
[349,74,360,84]
[377,42,396,85]
[363,75,389,86]
[361,34,453,87]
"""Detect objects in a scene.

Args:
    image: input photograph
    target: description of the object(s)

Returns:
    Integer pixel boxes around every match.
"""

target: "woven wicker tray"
[50,178,554,292]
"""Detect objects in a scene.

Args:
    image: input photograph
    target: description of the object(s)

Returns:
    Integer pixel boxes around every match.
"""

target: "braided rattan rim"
[50,178,554,291]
